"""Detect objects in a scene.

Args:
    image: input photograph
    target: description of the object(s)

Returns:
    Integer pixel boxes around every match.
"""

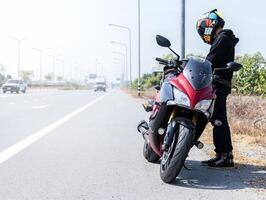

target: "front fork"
[163,109,204,151]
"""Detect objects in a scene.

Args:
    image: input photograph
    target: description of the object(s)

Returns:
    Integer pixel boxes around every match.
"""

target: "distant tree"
[6,75,12,79]
[234,52,266,95]
[164,53,175,60]
[44,73,54,81]
[0,64,6,84]
[57,76,63,81]
[20,70,34,82]
[186,53,206,59]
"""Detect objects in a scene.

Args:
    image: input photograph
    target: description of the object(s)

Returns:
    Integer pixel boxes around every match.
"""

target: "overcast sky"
[0,0,265,81]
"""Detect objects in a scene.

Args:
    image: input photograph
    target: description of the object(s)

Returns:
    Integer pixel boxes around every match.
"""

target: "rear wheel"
[143,140,160,163]
[3,90,6,93]
[160,125,194,183]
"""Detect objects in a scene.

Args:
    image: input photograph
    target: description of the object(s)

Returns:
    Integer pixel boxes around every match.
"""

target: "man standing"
[196,9,239,167]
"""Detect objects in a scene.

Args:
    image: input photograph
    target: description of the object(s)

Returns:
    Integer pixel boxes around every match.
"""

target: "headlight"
[195,99,212,112]
[167,88,190,107]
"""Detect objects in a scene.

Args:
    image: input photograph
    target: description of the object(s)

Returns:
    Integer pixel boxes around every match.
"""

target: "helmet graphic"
[196,9,225,44]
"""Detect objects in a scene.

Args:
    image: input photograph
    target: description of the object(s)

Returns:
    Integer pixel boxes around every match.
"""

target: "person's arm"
[206,35,231,70]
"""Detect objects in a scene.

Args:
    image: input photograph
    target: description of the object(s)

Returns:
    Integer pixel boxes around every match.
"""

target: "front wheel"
[143,140,160,163]
[160,125,194,183]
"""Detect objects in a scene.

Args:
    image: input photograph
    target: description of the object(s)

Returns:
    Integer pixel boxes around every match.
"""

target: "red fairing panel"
[170,74,214,108]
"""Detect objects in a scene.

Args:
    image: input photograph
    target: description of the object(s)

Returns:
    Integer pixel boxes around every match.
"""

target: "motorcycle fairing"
[159,81,174,103]
[170,73,214,108]
[183,57,212,91]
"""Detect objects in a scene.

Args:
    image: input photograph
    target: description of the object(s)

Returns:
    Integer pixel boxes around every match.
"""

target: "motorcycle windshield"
[183,57,212,90]
[160,81,174,103]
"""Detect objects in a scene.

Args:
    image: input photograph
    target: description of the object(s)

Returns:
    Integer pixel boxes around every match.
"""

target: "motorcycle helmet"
[196,9,225,45]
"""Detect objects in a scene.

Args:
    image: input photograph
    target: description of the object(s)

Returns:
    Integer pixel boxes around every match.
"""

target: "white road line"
[32,104,50,109]
[8,102,16,105]
[0,93,109,165]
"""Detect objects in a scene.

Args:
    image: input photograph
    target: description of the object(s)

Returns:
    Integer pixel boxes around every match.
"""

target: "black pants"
[212,93,233,154]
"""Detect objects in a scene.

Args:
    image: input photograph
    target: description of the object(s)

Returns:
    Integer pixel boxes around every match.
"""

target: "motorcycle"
[137,35,242,183]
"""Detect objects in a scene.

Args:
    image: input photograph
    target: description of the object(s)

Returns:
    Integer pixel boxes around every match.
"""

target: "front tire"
[160,125,194,183]
[143,140,160,163]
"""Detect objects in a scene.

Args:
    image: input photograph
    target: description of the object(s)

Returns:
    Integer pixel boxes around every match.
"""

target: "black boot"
[208,152,234,168]
[201,154,221,166]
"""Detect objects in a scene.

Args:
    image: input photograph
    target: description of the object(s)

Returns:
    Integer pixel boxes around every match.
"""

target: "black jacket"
[206,29,239,94]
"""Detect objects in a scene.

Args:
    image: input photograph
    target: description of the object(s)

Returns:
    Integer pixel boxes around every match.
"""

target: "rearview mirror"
[226,62,242,72]
[156,35,171,47]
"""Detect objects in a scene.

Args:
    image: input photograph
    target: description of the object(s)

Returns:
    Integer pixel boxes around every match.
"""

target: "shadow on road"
[171,160,266,191]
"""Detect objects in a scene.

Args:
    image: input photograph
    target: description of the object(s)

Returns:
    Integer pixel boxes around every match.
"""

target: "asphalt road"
[0,90,264,200]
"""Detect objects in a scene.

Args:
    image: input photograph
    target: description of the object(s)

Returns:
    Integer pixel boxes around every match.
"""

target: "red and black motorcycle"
[137,35,242,183]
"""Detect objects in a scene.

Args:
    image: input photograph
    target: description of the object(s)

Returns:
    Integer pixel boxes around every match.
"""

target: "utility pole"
[8,36,29,78]
[181,0,186,59]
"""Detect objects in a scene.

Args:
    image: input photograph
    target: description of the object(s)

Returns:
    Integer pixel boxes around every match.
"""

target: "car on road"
[94,78,106,92]
[2,79,27,94]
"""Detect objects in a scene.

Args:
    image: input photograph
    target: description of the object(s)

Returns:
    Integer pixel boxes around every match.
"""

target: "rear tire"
[143,140,160,163]
[160,125,194,183]
[3,90,6,93]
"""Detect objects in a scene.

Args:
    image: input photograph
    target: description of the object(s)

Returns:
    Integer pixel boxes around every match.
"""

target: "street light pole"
[33,48,50,82]
[47,54,59,85]
[110,41,128,82]
[181,0,186,59]
[138,0,141,96]
[8,36,29,78]
[109,24,132,83]
[112,51,126,85]
[54,55,65,80]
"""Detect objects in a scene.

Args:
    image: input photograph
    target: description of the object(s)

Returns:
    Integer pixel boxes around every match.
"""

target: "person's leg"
[213,94,233,154]
[209,94,234,167]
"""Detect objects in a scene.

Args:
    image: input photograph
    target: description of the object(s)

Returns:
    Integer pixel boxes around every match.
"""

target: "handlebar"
[155,57,168,64]
[155,57,183,73]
